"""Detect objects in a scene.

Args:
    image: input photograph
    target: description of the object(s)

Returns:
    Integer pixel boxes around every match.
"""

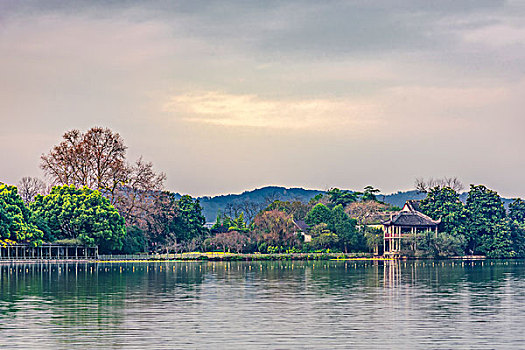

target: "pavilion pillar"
[16,246,18,259]
[49,245,51,259]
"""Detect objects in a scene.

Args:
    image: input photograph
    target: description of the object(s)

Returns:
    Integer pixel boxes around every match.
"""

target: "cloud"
[462,23,525,48]
[163,91,381,130]
[1,1,525,197]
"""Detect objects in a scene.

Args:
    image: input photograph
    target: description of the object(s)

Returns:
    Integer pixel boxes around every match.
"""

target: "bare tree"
[40,127,166,228]
[235,200,265,223]
[40,127,128,199]
[17,177,47,204]
[224,202,243,219]
[114,157,166,227]
[415,177,464,193]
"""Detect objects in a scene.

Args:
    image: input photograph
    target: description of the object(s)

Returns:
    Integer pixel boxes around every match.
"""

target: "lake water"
[0,260,524,349]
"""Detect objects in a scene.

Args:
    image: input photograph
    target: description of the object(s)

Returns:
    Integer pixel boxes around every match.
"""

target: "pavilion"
[382,200,440,255]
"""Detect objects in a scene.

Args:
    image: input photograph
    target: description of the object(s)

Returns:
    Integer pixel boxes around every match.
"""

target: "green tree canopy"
[146,193,208,253]
[172,195,207,244]
[326,188,358,207]
[30,185,126,253]
[118,225,147,254]
[509,198,525,257]
[361,185,380,202]
[305,203,332,226]
[419,186,467,236]
[330,204,359,253]
[465,185,513,257]
[0,183,43,244]
[509,198,525,222]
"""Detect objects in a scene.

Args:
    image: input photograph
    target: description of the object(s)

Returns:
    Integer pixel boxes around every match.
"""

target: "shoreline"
[0,253,493,263]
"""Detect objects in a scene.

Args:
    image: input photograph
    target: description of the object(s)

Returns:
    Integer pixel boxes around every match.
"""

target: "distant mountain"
[381,190,426,208]
[197,186,324,222]
[190,186,515,223]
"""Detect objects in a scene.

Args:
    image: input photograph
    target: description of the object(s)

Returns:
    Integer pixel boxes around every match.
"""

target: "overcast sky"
[1,0,524,197]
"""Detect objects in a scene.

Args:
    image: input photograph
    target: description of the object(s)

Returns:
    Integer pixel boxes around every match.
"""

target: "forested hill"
[381,190,426,208]
[188,186,514,222]
[192,186,424,222]
[196,186,324,222]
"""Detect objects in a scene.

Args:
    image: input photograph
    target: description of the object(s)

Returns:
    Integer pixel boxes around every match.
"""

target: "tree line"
[0,123,382,255]
[1,127,206,254]
[2,127,525,258]
[414,182,525,258]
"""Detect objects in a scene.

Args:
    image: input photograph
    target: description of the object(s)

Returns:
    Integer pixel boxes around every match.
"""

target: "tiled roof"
[383,201,440,226]
[293,220,310,231]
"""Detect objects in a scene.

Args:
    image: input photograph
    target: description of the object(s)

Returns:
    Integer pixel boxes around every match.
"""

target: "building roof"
[404,200,421,212]
[293,220,310,231]
[383,201,440,227]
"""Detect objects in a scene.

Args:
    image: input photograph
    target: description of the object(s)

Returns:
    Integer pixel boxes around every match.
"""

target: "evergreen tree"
[305,203,332,226]
[330,204,358,253]
[31,185,125,253]
[0,183,43,244]
[509,198,525,257]
[465,185,513,257]
[419,186,467,236]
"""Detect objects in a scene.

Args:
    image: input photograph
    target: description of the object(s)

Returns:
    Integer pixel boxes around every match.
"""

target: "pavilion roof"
[383,201,440,227]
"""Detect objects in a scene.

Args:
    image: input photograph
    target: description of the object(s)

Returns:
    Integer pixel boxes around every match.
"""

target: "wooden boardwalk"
[0,244,98,260]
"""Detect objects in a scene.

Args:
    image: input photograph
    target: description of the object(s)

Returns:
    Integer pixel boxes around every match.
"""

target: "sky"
[1,0,524,197]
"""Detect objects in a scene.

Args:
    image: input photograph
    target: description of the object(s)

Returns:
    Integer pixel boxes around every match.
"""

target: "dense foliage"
[40,127,166,233]
[7,127,525,259]
[417,184,524,258]
[31,185,126,253]
[140,193,208,253]
[0,183,43,244]
[420,187,466,236]
[464,185,513,257]
[305,203,332,226]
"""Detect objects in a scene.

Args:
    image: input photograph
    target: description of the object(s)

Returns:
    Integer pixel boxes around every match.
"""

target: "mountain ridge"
[171,186,515,222]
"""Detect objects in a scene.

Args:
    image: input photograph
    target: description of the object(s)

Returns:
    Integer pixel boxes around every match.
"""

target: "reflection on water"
[0,260,524,349]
